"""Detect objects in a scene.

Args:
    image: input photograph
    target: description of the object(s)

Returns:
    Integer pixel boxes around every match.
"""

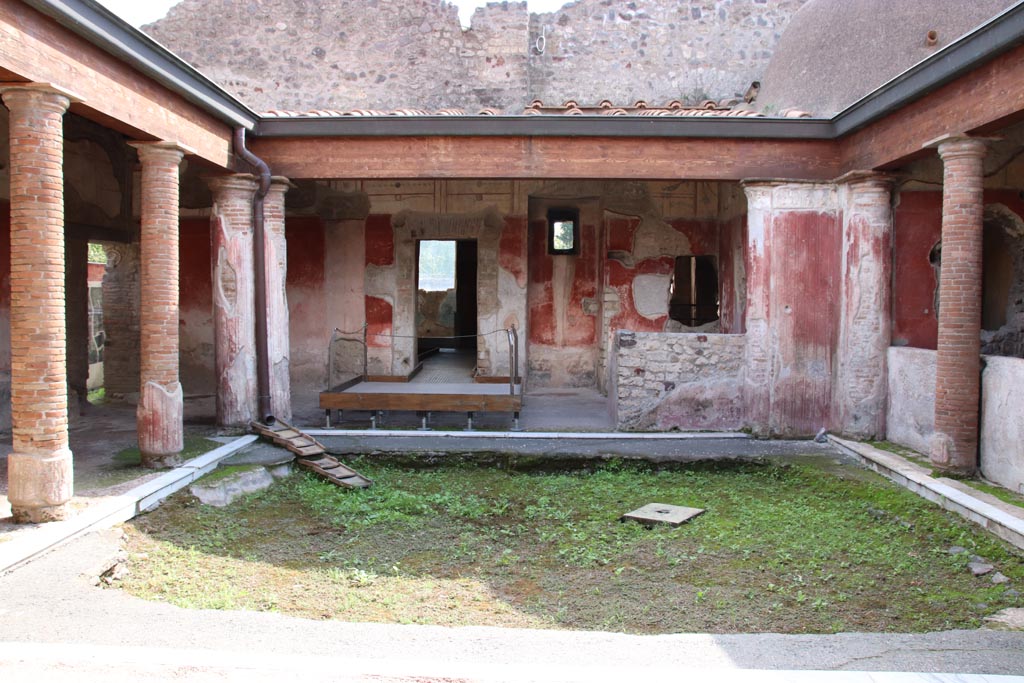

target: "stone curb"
[304,429,751,440]
[828,435,1024,551]
[0,434,259,574]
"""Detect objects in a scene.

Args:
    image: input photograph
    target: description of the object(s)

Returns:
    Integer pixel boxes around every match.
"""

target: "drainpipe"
[233,127,274,423]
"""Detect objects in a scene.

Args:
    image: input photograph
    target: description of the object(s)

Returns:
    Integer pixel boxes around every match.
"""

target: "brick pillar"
[833,172,894,439]
[1,84,74,523]
[207,174,258,427]
[264,177,292,421]
[931,137,988,474]
[132,142,188,467]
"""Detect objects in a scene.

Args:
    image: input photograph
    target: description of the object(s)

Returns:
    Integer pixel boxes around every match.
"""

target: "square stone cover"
[621,503,705,527]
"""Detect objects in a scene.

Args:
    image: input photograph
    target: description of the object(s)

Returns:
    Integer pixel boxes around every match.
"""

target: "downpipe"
[233,127,275,424]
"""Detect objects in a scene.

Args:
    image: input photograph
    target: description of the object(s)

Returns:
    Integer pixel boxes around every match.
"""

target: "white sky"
[96,0,573,29]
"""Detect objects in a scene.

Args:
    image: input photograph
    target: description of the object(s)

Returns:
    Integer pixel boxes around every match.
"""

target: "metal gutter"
[829,0,1024,137]
[22,0,259,130]
[255,115,836,139]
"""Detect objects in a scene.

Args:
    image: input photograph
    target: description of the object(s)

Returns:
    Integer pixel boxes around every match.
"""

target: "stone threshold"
[304,429,751,440]
[828,436,1024,551]
[0,434,258,574]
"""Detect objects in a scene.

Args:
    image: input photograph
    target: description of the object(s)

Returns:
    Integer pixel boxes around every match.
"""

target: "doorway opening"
[416,239,478,381]
[86,242,106,404]
[669,255,720,327]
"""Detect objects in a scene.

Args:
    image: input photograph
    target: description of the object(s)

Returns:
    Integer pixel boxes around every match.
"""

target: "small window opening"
[669,255,719,327]
[547,207,579,255]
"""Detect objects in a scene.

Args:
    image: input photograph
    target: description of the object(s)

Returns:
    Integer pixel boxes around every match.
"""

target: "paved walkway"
[2,528,1023,681]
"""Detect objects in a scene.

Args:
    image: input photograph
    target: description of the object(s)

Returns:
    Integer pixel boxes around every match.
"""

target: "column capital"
[0,82,80,114]
[130,140,194,165]
[834,170,896,191]
[926,134,995,161]
[205,173,259,197]
[267,175,295,197]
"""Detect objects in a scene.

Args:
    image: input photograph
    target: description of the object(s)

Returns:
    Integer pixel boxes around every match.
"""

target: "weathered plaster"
[980,355,1024,493]
[886,346,936,455]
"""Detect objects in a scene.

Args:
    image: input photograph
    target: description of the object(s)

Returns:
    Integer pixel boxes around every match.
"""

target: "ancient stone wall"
[980,355,1024,494]
[145,0,808,112]
[613,330,745,430]
[885,346,936,456]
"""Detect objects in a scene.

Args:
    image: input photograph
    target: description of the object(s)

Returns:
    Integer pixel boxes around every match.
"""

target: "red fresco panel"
[769,210,841,436]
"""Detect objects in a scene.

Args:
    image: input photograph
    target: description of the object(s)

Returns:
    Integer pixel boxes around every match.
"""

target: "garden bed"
[117,455,1023,634]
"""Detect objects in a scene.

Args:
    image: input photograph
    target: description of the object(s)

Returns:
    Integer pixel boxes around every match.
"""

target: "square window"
[547,208,579,255]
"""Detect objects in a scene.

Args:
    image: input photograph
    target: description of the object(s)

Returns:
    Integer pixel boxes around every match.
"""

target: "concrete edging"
[304,429,751,440]
[828,435,1024,551]
[0,434,259,574]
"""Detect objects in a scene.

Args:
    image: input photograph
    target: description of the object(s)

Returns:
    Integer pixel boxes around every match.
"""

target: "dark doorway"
[669,255,720,327]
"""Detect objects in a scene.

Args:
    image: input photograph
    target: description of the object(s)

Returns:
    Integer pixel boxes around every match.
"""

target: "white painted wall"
[980,355,1024,494]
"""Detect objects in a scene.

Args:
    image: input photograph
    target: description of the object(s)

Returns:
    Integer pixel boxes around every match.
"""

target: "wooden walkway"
[320,349,521,416]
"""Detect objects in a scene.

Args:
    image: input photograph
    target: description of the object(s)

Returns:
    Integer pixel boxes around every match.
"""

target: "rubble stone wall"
[146,0,808,113]
[614,330,745,430]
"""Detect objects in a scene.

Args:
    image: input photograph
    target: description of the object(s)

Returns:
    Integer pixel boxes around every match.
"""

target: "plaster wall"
[886,346,936,456]
[980,355,1024,493]
[614,330,745,431]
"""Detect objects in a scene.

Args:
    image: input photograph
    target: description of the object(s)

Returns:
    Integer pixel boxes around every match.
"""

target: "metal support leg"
[512,411,522,432]
[370,411,378,430]
[325,409,331,429]
[466,411,474,431]
[417,411,429,431]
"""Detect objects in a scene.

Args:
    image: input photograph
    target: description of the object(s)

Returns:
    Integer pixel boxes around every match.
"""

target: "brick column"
[931,137,988,474]
[132,142,188,467]
[1,84,74,523]
[264,177,292,421]
[833,172,894,439]
[207,174,258,427]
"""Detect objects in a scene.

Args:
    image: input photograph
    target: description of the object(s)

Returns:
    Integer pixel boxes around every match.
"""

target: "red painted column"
[931,137,988,474]
[207,175,258,427]
[834,172,894,439]
[264,176,292,421]
[132,141,188,467]
[1,84,74,522]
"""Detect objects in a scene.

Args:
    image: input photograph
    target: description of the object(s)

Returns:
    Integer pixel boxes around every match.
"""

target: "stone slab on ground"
[621,503,705,527]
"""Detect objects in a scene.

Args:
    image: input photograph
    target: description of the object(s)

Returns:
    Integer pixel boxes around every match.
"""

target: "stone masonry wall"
[614,330,745,431]
[146,0,808,112]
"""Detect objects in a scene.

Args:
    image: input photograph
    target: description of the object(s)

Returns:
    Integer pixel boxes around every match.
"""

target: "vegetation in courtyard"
[119,457,1023,634]
[83,436,224,490]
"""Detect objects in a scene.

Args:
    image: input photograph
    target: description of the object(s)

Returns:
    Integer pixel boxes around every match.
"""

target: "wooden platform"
[320,381,522,413]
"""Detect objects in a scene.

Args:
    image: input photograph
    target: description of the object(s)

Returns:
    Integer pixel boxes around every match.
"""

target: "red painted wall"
[499,216,528,288]
[769,210,841,435]
[365,214,394,266]
[606,215,671,333]
[893,191,942,349]
[179,218,214,392]
[527,218,598,346]
[719,213,747,334]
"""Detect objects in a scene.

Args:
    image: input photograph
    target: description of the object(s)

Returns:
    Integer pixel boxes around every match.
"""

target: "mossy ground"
[119,455,1023,634]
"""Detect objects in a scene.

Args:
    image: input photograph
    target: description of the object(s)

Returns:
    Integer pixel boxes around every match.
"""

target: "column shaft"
[207,175,258,427]
[133,142,187,467]
[741,184,773,434]
[931,137,988,474]
[834,172,894,439]
[264,177,292,421]
[2,85,74,523]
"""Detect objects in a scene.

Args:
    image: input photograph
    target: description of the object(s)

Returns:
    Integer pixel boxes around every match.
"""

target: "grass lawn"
[82,436,225,490]
[118,455,1023,634]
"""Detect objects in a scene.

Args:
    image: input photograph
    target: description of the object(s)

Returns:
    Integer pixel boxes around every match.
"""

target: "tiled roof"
[262,100,812,118]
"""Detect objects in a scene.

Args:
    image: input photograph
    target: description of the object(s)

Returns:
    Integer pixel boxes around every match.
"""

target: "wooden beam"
[840,43,1024,171]
[249,136,842,181]
[319,391,521,412]
[0,0,233,167]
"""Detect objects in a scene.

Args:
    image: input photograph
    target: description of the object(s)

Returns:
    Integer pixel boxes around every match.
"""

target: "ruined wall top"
[145,0,809,113]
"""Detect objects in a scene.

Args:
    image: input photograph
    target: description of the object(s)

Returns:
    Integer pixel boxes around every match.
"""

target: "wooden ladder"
[249,419,372,489]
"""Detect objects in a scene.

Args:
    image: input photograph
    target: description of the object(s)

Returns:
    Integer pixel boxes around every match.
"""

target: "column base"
[137,381,184,469]
[929,432,977,476]
[7,448,73,523]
